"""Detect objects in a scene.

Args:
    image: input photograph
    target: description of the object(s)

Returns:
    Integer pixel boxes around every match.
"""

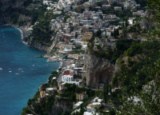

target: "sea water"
[0,26,59,115]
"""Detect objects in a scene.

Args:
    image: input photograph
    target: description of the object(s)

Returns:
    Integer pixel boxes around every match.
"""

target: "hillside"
[0,0,43,25]
[1,0,160,114]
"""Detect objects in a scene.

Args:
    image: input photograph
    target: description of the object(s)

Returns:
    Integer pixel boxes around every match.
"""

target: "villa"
[61,69,81,85]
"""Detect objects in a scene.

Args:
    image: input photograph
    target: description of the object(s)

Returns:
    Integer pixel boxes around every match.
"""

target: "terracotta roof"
[63,70,70,75]
[63,70,73,75]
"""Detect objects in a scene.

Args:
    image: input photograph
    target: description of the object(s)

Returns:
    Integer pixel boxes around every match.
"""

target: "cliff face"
[28,38,49,51]
[50,99,72,115]
[84,52,115,88]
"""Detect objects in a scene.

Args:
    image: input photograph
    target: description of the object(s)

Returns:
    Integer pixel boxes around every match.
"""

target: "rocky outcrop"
[29,40,49,51]
[84,52,115,88]
[50,98,72,115]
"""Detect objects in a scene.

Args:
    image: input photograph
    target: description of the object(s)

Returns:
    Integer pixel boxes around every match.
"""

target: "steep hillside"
[111,40,160,114]
[20,0,160,114]
[0,0,42,25]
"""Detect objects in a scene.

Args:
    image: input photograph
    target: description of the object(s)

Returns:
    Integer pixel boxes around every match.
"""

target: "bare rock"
[84,52,115,88]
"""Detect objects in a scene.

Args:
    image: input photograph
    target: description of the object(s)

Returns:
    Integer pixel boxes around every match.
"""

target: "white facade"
[62,74,73,82]
[57,0,75,9]
[61,69,80,85]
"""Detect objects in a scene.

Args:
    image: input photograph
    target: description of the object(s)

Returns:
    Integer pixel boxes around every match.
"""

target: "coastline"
[16,27,29,46]
[0,24,29,45]
[16,26,62,114]
[3,24,32,44]
[4,25,62,112]
[15,25,61,80]
[0,26,60,115]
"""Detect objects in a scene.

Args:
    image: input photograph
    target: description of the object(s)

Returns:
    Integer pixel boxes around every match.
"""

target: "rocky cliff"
[50,98,72,115]
[84,41,115,88]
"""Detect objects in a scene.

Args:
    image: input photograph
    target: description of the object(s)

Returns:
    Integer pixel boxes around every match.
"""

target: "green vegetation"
[30,8,64,47]
[110,39,160,114]
[92,39,137,63]
[22,70,59,115]
[88,1,160,114]
[22,95,55,115]
[147,0,160,37]
[31,11,55,46]
[0,0,46,25]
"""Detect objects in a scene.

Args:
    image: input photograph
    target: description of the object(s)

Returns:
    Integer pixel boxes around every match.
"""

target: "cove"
[0,26,59,115]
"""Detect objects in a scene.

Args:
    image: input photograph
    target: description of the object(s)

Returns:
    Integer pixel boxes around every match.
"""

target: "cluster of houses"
[43,0,146,55]
[58,57,84,86]
[39,54,85,97]
[37,0,146,114]
[41,0,147,88]
[43,0,79,10]
[72,96,110,115]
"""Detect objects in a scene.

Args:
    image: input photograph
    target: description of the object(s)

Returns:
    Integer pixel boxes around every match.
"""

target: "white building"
[57,0,76,9]
[61,69,74,82]
[128,18,135,25]
[61,69,80,85]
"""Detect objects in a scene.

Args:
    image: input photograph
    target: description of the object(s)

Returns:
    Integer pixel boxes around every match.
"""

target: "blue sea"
[0,26,59,115]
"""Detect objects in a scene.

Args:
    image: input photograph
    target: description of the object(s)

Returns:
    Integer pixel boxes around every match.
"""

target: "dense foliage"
[0,0,44,25]
[31,13,53,46]
[107,1,160,114]
[111,40,160,115]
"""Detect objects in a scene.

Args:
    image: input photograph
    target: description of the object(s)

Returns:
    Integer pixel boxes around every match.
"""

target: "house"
[53,11,62,15]
[128,18,135,25]
[128,96,142,105]
[83,111,94,115]
[46,87,57,95]
[58,0,75,9]
[81,42,88,50]
[74,66,84,76]
[106,28,113,37]
[133,10,146,17]
[83,97,103,115]
[82,32,93,42]
[83,9,92,19]
[114,6,122,12]
[104,14,119,21]
[40,90,46,98]
[58,82,66,90]
[102,4,111,10]
[39,84,47,98]
[73,101,83,109]
[61,69,81,85]
[61,69,74,83]
[68,54,80,60]
[43,0,52,5]
[62,33,73,43]
[64,45,73,53]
